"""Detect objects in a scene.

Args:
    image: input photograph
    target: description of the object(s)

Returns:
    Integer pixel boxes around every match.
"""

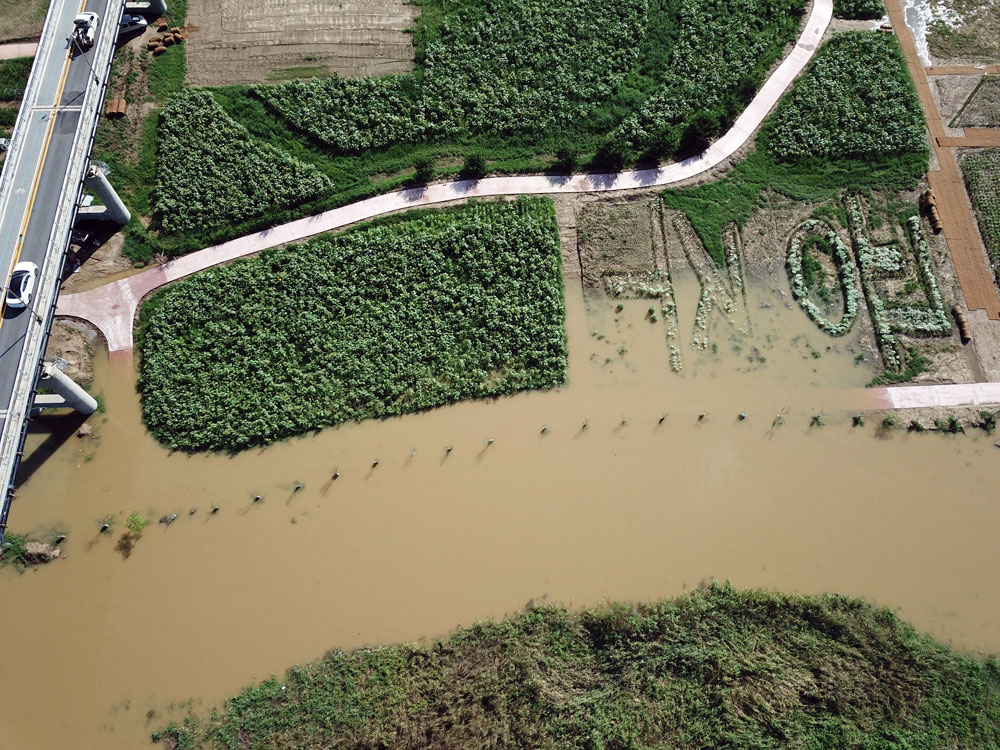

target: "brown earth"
[184,0,419,87]
[44,320,97,385]
[0,0,47,43]
[953,76,1000,127]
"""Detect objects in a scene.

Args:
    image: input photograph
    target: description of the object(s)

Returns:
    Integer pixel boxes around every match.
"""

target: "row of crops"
[765,32,926,162]
[255,0,804,158]
[962,149,1000,283]
[155,90,331,233]
[138,198,567,451]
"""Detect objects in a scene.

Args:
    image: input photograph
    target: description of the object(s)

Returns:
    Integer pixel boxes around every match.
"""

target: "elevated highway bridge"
[0,0,131,543]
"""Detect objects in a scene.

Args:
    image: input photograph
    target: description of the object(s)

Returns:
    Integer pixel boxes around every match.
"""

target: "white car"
[5,261,38,309]
[72,13,99,50]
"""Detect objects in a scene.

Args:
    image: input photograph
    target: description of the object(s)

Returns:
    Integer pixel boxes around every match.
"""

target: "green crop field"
[141,0,808,259]
[138,198,566,451]
[154,584,1000,749]
[962,148,1000,283]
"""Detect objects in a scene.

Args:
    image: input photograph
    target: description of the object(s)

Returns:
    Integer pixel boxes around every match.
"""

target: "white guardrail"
[0,0,124,535]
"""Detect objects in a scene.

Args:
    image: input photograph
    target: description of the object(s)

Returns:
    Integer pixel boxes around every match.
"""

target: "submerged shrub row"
[138,199,567,451]
[155,584,1000,749]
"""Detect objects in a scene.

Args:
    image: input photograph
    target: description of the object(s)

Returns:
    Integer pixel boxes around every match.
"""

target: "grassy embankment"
[120,0,810,262]
[90,0,187,264]
[0,56,31,132]
[154,584,1000,749]
[137,198,566,452]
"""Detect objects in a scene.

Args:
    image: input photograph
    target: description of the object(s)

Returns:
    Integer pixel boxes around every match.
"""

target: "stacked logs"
[920,189,944,233]
[951,305,972,343]
[104,97,127,118]
[146,24,186,55]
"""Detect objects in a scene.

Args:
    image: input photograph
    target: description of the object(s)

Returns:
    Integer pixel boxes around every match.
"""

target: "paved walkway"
[885,0,1000,321]
[0,42,37,60]
[865,382,1000,409]
[56,0,833,351]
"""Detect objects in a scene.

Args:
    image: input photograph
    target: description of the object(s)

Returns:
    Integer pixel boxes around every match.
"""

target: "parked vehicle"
[119,14,147,36]
[71,13,99,51]
[5,261,38,309]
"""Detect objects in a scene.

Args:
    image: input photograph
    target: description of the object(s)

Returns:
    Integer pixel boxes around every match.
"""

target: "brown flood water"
[1,274,999,748]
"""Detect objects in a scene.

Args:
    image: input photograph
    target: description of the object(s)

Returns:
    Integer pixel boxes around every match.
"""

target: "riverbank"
[155,584,1000,749]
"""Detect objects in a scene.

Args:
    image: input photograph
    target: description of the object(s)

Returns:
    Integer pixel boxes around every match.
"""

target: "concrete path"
[56,0,833,351]
[0,42,37,60]
[866,382,1000,409]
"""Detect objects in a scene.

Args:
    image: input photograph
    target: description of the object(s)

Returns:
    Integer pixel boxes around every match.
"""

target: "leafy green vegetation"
[253,0,803,158]
[868,345,929,385]
[662,31,927,266]
[767,32,925,162]
[153,584,1000,749]
[143,0,807,255]
[0,533,30,570]
[139,199,566,451]
[0,56,31,100]
[833,0,884,20]
[154,90,331,234]
[962,148,1000,284]
[0,106,17,127]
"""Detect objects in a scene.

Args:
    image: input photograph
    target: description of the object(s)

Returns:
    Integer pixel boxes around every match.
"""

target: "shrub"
[766,32,926,163]
[154,90,331,234]
[460,152,487,179]
[834,0,885,20]
[413,155,435,184]
[139,199,567,451]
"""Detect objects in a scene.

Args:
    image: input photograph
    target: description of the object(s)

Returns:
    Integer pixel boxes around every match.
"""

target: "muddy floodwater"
[2,275,999,748]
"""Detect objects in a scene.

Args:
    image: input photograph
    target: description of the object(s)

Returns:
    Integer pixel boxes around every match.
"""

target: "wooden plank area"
[885,0,1000,320]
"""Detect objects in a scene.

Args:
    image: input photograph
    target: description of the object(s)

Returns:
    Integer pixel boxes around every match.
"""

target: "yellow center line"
[1,0,87,328]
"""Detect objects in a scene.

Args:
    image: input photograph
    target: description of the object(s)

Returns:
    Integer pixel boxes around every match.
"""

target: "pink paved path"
[0,42,37,60]
[56,0,833,351]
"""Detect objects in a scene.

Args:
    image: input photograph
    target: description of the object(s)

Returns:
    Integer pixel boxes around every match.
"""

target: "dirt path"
[885,0,1000,321]
[927,65,1000,75]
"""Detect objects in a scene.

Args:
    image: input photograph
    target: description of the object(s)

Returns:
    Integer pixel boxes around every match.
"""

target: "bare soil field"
[0,0,47,43]
[185,0,418,87]
[954,76,1000,126]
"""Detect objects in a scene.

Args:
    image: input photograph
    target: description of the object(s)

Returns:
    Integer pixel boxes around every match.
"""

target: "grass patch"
[0,56,31,100]
[138,198,566,451]
[265,65,332,82]
[153,583,1000,749]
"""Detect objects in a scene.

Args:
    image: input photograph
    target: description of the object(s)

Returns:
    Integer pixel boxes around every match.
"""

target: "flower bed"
[786,219,861,336]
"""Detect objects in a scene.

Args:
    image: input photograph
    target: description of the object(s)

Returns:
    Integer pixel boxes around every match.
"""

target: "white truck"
[71,13,99,51]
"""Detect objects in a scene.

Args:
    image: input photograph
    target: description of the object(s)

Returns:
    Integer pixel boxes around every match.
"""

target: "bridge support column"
[36,361,97,415]
[125,0,168,16]
[82,165,131,225]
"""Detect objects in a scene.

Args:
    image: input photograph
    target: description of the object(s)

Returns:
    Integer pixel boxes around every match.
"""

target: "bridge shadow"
[14,411,89,487]
[62,219,121,280]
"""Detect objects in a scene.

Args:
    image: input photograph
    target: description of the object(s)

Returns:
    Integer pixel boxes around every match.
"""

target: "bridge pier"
[33,361,97,416]
[79,165,131,225]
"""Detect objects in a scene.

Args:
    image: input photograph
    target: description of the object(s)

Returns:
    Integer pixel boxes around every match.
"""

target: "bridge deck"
[0,0,123,537]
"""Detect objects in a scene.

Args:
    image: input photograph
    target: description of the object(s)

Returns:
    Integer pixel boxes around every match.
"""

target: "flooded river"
[1,275,998,748]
